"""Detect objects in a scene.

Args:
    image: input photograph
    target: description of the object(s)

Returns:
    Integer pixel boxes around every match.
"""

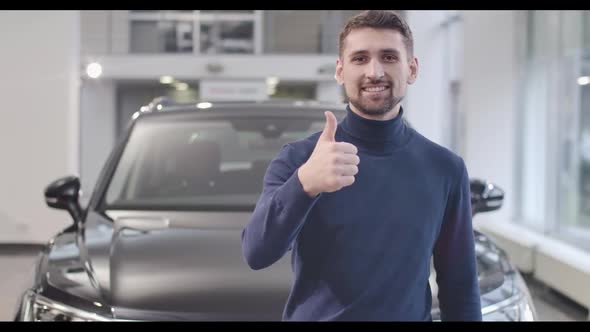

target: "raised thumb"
[319,111,337,142]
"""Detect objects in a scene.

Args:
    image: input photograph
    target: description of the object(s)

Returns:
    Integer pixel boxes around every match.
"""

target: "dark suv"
[14,99,536,321]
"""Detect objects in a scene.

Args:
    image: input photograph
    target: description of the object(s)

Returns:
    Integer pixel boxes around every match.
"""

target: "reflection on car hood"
[42,210,510,321]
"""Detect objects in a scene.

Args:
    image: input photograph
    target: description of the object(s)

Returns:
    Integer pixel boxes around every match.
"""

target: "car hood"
[43,210,509,320]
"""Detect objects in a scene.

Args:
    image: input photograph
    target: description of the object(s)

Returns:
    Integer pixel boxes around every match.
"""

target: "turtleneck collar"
[339,104,413,155]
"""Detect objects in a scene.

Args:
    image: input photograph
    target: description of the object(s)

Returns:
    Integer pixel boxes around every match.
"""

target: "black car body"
[14,99,537,321]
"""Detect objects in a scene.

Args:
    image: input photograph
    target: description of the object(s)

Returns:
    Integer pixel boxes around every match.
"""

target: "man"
[241,10,482,321]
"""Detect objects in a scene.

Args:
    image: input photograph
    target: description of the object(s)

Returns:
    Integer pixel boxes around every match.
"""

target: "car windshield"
[104,113,326,210]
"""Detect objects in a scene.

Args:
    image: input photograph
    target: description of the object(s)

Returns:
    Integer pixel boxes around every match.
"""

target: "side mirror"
[44,176,83,224]
[470,179,504,217]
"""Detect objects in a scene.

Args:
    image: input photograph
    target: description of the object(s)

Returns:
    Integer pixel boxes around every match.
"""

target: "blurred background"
[1,10,589,320]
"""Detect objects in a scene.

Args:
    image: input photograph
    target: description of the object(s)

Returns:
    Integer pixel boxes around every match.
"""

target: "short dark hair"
[338,10,414,58]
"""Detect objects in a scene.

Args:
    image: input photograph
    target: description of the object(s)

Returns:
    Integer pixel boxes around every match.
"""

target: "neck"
[338,104,413,155]
[348,102,401,121]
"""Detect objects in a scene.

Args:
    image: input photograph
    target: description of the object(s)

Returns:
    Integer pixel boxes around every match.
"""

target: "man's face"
[335,27,418,118]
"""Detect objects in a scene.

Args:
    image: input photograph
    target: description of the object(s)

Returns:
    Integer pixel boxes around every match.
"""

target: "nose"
[366,59,384,80]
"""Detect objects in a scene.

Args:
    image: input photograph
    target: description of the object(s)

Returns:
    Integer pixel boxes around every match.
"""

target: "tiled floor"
[521,273,588,321]
[1,245,588,321]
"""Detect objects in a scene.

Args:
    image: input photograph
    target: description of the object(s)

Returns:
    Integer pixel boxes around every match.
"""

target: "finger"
[339,176,355,187]
[318,111,337,142]
[337,154,360,165]
[333,142,358,154]
[338,165,358,176]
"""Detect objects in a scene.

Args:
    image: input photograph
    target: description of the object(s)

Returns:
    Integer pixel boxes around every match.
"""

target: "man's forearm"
[241,169,319,270]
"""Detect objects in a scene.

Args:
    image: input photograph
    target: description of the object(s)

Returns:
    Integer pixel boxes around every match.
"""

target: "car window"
[104,115,326,210]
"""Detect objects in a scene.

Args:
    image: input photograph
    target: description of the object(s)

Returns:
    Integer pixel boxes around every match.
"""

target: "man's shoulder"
[411,130,465,174]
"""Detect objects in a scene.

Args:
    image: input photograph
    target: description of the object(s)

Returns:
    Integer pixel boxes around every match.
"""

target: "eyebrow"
[348,48,401,59]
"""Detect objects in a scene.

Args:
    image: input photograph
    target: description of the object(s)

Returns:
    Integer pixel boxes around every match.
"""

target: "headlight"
[482,292,535,321]
[482,272,537,321]
[18,290,112,321]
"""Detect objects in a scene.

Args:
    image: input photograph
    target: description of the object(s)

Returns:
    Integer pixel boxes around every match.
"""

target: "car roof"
[135,97,349,120]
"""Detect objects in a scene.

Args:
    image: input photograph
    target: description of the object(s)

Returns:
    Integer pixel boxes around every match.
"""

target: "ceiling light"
[174,82,189,91]
[266,77,279,86]
[86,62,102,79]
[196,102,212,109]
[160,76,174,84]
[577,76,590,86]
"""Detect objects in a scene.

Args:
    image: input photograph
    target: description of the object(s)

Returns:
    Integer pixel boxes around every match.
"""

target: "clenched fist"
[297,111,360,198]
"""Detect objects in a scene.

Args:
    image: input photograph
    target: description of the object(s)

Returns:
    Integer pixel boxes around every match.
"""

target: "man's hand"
[297,111,360,198]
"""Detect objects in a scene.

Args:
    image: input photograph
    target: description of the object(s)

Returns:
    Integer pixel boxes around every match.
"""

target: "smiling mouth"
[362,86,389,93]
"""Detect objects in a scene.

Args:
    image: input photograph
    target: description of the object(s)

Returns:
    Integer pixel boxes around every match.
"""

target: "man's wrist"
[297,165,320,198]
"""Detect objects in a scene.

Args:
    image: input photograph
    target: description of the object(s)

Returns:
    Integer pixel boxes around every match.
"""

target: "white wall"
[0,11,80,243]
[111,11,130,54]
[80,80,116,204]
[80,10,110,55]
[405,10,520,224]
[405,11,466,153]
[81,10,129,55]
[405,11,453,148]
[461,10,519,224]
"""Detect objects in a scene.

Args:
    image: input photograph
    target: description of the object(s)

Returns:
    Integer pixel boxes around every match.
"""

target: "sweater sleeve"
[241,143,320,270]
[433,159,482,321]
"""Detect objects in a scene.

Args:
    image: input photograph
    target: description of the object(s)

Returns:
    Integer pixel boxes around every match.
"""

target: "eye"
[351,56,367,63]
[383,54,398,62]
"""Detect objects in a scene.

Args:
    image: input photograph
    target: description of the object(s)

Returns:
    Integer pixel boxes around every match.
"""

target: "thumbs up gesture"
[297,111,360,198]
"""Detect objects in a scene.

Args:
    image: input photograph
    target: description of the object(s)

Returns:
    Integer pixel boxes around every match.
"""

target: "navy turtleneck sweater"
[241,105,482,321]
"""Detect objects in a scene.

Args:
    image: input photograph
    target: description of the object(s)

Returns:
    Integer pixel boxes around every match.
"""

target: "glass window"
[200,21,254,54]
[561,52,590,249]
[517,10,590,252]
[262,10,381,54]
[130,20,193,53]
[263,10,323,54]
[104,115,325,210]
[128,10,259,54]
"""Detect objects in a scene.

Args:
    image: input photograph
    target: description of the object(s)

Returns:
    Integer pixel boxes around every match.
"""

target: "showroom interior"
[1,10,589,321]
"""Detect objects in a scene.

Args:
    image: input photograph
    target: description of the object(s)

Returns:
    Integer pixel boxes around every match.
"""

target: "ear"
[407,56,418,85]
[335,58,344,85]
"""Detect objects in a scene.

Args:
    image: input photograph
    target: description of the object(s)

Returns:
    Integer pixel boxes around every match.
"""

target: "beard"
[345,81,403,116]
